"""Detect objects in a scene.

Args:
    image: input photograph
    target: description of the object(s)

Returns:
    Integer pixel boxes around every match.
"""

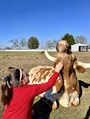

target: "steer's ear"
[73,61,85,73]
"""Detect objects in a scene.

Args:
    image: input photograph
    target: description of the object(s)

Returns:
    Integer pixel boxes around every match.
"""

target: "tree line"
[6,33,87,49]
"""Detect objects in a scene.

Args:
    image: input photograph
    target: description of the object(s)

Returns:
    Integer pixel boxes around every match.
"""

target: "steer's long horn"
[44,50,56,62]
[77,61,90,68]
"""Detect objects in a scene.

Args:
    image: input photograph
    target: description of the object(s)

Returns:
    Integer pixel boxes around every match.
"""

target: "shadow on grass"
[32,97,53,119]
[79,80,90,97]
[79,80,90,119]
[84,106,90,119]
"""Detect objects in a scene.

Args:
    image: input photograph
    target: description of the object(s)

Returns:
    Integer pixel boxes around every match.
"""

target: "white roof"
[72,43,87,46]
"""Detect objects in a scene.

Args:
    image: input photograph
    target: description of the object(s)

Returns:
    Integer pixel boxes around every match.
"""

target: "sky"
[0,0,90,48]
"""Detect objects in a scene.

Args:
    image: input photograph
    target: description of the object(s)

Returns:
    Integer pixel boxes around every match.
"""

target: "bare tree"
[10,39,20,49]
[45,39,60,49]
[9,38,27,49]
[75,35,87,44]
[53,39,60,45]
[45,40,54,49]
[20,38,27,49]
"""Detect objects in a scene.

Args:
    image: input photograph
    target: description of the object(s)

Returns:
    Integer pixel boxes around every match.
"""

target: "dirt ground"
[0,51,90,119]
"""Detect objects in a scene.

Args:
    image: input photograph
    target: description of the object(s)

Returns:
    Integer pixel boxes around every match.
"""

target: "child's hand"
[55,61,63,73]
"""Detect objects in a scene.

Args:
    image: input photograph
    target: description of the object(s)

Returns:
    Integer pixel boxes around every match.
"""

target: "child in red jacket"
[1,62,63,119]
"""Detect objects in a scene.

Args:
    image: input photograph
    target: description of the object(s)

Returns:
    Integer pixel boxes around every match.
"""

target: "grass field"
[0,51,90,119]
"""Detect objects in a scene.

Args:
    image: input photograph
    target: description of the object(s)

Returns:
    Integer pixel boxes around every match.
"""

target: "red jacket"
[2,72,59,119]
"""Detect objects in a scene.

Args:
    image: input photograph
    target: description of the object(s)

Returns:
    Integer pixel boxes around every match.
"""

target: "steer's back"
[28,66,54,84]
[28,65,63,93]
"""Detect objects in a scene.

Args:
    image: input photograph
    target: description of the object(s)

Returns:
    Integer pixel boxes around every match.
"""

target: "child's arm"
[34,62,63,96]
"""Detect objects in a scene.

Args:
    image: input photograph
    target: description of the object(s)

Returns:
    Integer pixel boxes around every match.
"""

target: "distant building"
[71,43,88,52]
[88,45,90,52]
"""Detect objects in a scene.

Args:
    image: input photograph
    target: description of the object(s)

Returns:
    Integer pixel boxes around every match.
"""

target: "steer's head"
[56,40,71,54]
[44,40,90,73]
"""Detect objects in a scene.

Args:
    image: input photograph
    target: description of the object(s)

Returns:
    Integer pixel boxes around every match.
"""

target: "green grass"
[0,51,90,119]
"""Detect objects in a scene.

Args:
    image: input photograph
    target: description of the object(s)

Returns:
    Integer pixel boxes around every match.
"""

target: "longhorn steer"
[28,66,63,109]
[28,40,90,108]
[44,40,90,107]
